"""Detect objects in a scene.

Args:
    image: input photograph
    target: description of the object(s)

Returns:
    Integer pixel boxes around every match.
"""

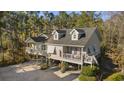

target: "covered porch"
[49,45,98,65]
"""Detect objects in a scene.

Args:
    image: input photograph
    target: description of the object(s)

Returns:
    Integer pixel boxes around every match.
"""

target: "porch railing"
[25,47,47,55]
[63,53,81,61]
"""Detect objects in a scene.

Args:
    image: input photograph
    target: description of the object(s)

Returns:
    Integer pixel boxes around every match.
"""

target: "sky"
[40,11,112,21]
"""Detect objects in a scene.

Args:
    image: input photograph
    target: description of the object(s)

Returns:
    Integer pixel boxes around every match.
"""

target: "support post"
[46,57,47,63]
[91,63,93,68]
[81,47,84,71]
[36,53,38,62]
[90,56,93,68]
[78,64,80,70]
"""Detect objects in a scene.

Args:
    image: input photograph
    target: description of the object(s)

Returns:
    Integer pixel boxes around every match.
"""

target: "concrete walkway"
[0,62,79,81]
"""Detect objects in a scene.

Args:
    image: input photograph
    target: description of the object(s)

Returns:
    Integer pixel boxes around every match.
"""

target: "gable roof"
[47,27,98,47]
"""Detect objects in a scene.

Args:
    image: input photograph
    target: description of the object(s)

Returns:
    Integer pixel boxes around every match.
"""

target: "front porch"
[50,53,96,65]
[49,46,98,65]
[50,54,82,65]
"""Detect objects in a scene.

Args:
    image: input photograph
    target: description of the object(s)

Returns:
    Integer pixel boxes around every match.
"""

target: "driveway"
[0,61,79,81]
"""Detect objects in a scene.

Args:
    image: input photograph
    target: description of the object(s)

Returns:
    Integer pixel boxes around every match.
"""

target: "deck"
[50,55,82,65]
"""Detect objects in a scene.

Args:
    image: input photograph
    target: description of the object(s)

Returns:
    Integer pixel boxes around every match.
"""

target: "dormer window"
[54,34,58,40]
[70,29,85,40]
[54,33,58,40]
[52,30,59,40]
[73,34,76,39]
[72,32,78,40]
[52,30,66,40]
[70,29,79,40]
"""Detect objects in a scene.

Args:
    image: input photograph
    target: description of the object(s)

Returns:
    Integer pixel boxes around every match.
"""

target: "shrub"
[81,65,99,76]
[105,72,124,81]
[78,74,96,81]
[60,62,69,73]
[40,63,49,70]
[0,50,30,67]
[58,63,61,68]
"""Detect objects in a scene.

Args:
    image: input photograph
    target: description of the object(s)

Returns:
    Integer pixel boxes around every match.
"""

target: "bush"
[40,63,49,70]
[78,74,96,81]
[81,66,99,76]
[0,49,31,67]
[105,72,124,81]
[60,62,69,73]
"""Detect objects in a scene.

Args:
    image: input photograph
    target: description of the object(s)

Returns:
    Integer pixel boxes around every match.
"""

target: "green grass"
[78,74,96,81]
[105,72,124,81]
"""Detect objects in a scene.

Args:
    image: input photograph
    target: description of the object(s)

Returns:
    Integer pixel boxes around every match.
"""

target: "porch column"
[81,47,84,70]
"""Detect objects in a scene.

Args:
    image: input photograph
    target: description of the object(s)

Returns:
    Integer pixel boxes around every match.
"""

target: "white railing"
[25,47,47,55]
[84,55,98,65]
[63,53,81,61]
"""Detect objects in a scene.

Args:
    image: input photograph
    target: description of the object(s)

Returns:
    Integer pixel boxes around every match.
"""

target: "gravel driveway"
[0,62,79,81]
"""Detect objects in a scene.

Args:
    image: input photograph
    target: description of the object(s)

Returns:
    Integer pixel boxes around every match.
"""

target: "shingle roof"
[25,34,48,43]
[31,36,47,42]
[75,28,85,33]
[47,27,97,46]
[56,29,66,34]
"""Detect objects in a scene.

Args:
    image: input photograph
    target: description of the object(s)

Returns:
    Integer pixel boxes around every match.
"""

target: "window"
[72,33,78,40]
[73,34,76,39]
[42,45,46,50]
[54,33,58,40]
[55,34,57,39]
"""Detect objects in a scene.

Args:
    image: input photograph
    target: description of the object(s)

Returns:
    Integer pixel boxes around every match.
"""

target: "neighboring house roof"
[25,34,48,43]
[31,36,46,42]
[47,27,98,46]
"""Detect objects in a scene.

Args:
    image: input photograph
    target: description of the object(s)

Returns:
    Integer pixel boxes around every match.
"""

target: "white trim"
[54,32,59,40]
[25,37,35,43]
[52,30,58,35]
[70,29,79,34]
[39,33,48,39]
[46,43,84,47]
[52,30,59,40]
[70,29,79,40]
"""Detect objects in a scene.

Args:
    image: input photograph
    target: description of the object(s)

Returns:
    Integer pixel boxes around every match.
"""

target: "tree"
[104,12,124,71]
[0,12,5,63]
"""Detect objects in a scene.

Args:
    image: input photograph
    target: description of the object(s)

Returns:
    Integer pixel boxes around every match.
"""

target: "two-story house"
[46,27,101,67]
